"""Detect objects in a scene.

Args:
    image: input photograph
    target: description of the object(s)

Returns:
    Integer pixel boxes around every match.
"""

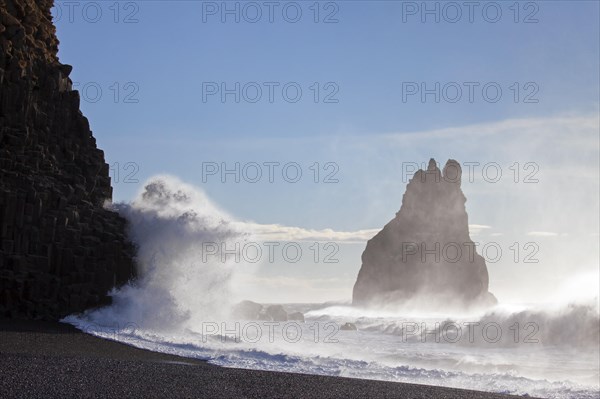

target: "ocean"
[64,176,599,399]
[65,301,599,399]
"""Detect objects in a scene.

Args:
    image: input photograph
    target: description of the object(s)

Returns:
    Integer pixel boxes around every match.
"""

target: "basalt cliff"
[0,0,135,319]
[353,159,496,309]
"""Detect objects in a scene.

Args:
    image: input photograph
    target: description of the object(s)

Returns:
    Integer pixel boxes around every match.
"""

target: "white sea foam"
[83,175,252,330]
[64,176,600,399]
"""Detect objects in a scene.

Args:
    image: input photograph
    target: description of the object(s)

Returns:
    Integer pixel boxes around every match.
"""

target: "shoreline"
[0,320,535,399]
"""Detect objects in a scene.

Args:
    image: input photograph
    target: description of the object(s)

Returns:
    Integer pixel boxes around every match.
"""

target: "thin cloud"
[381,114,599,143]
[527,231,559,237]
[236,222,380,243]
[231,222,492,243]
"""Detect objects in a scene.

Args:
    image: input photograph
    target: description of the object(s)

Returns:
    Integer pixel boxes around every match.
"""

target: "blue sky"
[52,1,599,303]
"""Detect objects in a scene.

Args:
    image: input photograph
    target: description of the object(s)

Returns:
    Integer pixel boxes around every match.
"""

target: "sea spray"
[78,175,253,330]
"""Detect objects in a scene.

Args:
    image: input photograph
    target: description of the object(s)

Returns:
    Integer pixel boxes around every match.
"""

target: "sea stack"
[0,0,136,319]
[352,159,496,309]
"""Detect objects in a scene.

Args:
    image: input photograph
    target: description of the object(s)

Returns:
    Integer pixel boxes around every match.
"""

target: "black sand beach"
[0,320,534,399]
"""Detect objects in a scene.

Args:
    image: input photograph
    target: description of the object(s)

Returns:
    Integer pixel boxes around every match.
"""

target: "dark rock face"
[264,305,288,322]
[0,0,136,319]
[231,300,263,320]
[340,322,357,331]
[287,311,305,322]
[353,159,496,309]
[230,301,305,323]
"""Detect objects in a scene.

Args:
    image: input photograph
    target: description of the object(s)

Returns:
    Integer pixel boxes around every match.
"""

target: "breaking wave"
[80,175,251,330]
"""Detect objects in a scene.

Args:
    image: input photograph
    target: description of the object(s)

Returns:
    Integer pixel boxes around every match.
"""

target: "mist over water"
[65,176,600,399]
[82,176,250,330]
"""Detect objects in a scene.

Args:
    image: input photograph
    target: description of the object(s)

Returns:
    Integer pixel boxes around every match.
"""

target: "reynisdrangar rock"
[353,159,497,309]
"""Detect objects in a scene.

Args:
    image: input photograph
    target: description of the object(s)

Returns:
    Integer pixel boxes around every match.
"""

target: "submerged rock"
[231,300,263,320]
[288,312,305,322]
[264,305,288,322]
[231,301,305,323]
[340,322,357,331]
[352,159,496,309]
